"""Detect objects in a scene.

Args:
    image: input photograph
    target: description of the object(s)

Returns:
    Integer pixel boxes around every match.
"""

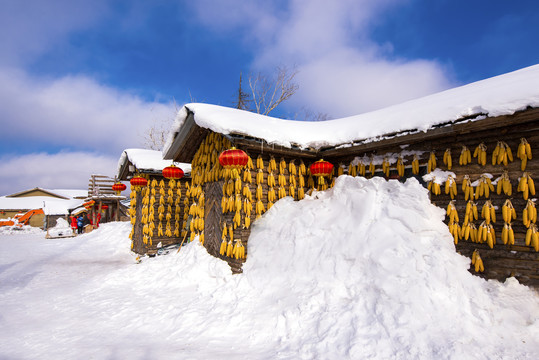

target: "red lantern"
[130,176,148,188]
[309,159,334,177]
[112,182,127,195]
[162,164,184,179]
[100,204,109,210]
[219,147,248,170]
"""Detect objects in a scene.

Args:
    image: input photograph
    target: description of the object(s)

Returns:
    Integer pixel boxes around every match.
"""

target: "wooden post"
[115,199,119,221]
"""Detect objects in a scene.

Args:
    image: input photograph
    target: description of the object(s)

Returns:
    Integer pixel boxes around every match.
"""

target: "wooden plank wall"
[130,176,190,255]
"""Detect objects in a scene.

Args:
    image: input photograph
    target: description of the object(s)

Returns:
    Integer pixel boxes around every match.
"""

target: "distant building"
[0,188,86,229]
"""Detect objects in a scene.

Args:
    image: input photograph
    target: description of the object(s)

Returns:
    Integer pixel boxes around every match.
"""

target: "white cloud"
[0,67,174,156]
[188,0,454,117]
[0,152,119,196]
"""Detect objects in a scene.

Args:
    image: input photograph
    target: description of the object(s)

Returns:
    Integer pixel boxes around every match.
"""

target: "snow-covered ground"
[0,176,537,359]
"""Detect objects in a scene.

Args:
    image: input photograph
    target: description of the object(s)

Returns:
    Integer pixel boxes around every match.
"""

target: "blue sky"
[0,0,538,195]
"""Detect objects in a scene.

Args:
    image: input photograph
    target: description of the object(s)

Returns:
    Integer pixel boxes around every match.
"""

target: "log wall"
[130,176,190,255]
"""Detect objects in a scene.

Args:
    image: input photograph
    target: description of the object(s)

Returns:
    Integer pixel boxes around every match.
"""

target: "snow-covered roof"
[163,64,539,155]
[0,196,84,215]
[117,148,191,176]
[49,189,88,199]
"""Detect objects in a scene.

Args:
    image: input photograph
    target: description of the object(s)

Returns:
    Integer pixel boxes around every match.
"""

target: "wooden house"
[160,65,539,286]
[0,188,86,229]
[117,148,192,255]
[83,174,130,228]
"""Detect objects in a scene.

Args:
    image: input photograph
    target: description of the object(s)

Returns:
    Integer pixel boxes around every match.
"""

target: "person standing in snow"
[77,215,84,234]
[70,215,78,235]
[82,213,91,232]
[95,212,101,228]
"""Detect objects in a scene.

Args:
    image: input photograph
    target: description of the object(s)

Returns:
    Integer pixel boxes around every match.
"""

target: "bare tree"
[142,100,182,151]
[144,122,169,150]
[234,72,251,110]
[248,65,299,116]
[296,107,331,122]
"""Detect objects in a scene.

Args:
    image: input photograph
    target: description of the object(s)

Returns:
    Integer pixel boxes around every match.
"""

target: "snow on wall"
[163,64,539,154]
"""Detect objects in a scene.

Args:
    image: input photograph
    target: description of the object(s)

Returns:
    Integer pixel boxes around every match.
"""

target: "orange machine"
[0,208,44,227]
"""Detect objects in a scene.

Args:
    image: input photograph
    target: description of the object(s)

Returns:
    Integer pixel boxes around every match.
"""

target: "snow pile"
[46,217,73,237]
[0,222,43,235]
[164,64,539,152]
[244,176,539,358]
[0,177,538,359]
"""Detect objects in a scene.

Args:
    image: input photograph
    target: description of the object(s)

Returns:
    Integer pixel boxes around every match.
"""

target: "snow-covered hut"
[162,64,539,285]
[117,148,191,255]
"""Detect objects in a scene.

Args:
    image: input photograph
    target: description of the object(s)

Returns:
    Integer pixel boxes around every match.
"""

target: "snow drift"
[0,176,537,359]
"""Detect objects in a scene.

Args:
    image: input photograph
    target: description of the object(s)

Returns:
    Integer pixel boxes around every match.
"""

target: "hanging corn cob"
[243,185,252,201]
[243,168,252,183]
[448,219,460,244]
[459,146,472,166]
[289,160,297,176]
[526,225,539,251]
[428,177,441,195]
[463,200,478,226]
[462,175,474,201]
[492,141,513,166]
[267,172,276,188]
[517,172,535,200]
[446,201,459,224]
[278,173,287,187]
[298,160,306,176]
[219,223,228,255]
[496,171,512,196]
[412,155,420,175]
[517,138,532,171]
[257,155,264,169]
[298,186,305,200]
[475,175,494,199]
[256,184,263,201]
[427,151,437,173]
[348,163,357,177]
[358,161,366,176]
[501,199,517,223]
[481,200,496,225]
[396,157,405,177]
[501,223,515,245]
[232,239,246,259]
[256,169,264,184]
[522,199,537,228]
[279,158,287,174]
[473,143,487,166]
[382,158,390,177]
[443,148,452,170]
[478,221,496,248]
[444,175,458,199]
[471,250,485,272]
[269,157,277,172]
